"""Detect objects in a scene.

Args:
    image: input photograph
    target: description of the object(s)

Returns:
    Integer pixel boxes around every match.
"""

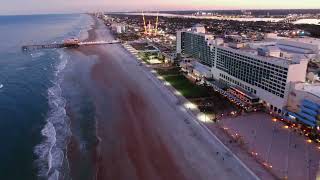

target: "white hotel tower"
[177,27,319,114]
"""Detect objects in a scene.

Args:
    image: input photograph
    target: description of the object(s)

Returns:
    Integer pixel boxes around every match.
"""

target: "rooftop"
[193,61,211,73]
[220,43,296,66]
[221,39,314,66]
[182,28,319,66]
[184,30,213,37]
[282,37,320,47]
[303,84,320,98]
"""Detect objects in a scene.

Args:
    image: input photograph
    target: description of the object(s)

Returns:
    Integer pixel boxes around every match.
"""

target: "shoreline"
[65,15,100,179]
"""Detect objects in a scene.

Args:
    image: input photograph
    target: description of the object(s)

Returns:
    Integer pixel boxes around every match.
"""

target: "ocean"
[0,14,95,180]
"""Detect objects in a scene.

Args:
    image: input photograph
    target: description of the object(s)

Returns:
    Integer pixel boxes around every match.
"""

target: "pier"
[22,38,121,51]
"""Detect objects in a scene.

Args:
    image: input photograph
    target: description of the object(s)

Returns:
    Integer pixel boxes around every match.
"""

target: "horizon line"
[1,8,320,16]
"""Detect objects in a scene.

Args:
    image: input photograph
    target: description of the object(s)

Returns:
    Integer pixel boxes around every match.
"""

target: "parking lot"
[216,112,320,180]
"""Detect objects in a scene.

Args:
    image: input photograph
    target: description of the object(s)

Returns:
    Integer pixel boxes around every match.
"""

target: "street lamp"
[250,129,257,150]
[266,120,277,165]
[285,128,292,179]
[306,142,311,180]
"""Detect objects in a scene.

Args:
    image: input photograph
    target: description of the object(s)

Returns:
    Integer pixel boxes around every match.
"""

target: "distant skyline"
[1,0,320,15]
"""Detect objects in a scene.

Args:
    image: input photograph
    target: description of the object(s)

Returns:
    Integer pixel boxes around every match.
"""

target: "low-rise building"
[227,86,260,106]
[192,62,212,80]
[179,60,212,80]
[286,83,320,128]
[179,58,212,80]
[277,38,320,56]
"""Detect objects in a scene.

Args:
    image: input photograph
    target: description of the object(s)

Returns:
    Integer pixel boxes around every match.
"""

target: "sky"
[1,0,320,15]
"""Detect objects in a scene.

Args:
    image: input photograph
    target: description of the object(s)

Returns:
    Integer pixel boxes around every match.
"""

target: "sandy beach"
[66,16,260,180]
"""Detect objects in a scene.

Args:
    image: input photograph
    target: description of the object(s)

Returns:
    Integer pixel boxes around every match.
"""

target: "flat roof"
[219,44,295,66]
[222,39,316,66]
[281,37,320,46]
[192,61,211,74]
[303,84,320,98]
[182,30,214,37]
[183,30,318,66]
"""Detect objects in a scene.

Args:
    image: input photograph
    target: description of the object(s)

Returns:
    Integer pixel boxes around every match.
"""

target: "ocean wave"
[31,52,45,59]
[34,51,70,180]
[34,15,94,179]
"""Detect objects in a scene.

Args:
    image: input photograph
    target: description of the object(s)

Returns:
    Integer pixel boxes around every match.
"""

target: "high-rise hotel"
[176,25,214,67]
[176,26,319,114]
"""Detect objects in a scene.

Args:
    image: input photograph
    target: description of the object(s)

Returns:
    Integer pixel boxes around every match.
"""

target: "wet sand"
[67,16,260,180]
[66,18,100,180]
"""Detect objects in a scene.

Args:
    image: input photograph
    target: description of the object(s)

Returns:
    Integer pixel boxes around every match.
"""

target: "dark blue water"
[0,14,93,180]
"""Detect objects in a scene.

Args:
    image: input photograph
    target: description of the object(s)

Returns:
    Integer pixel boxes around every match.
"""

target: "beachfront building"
[176,27,315,114]
[286,83,320,128]
[176,25,214,66]
[211,41,309,114]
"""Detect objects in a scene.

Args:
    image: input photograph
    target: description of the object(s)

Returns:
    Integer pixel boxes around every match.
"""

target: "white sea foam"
[48,170,59,180]
[31,52,45,58]
[0,84,3,89]
[34,14,95,180]
[34,51,70,180]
